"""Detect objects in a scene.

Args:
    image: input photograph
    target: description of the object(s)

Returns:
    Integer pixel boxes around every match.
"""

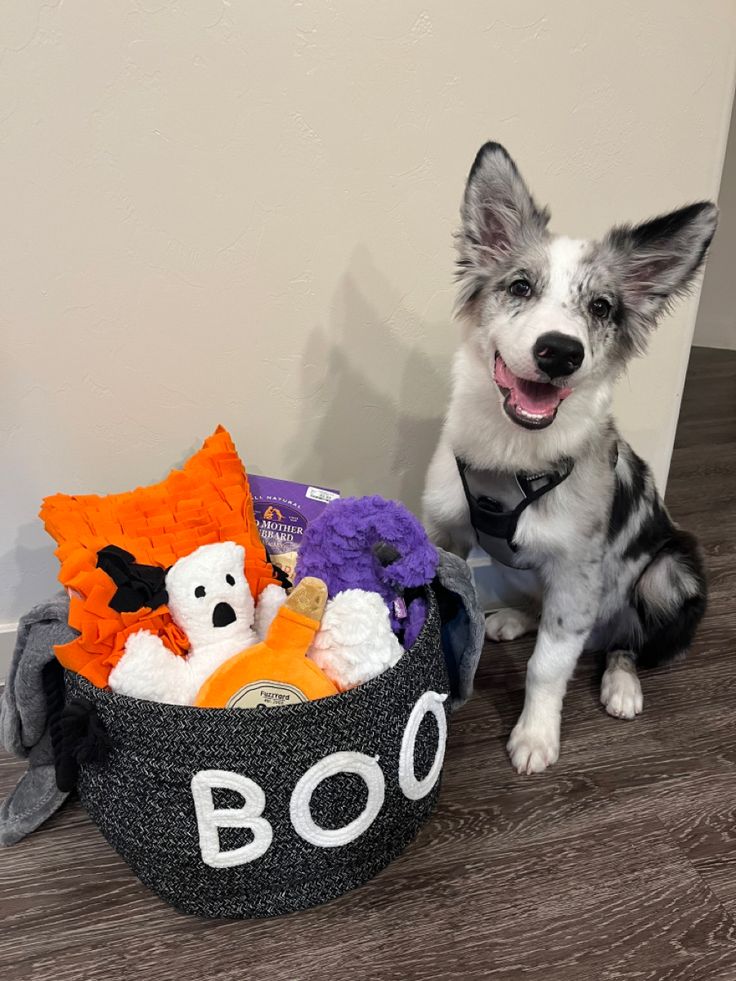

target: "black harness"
[456,456,575,569]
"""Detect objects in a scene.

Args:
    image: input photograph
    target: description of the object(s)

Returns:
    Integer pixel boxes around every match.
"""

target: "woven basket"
[65,590,450,918]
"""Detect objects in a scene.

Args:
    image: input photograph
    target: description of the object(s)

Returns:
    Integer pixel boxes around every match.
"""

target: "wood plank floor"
[2,346,735,981]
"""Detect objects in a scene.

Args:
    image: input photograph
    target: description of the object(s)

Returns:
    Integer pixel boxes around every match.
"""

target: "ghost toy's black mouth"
[212,602,237,628]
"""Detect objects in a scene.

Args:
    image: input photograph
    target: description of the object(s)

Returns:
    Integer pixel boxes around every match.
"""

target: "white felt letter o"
[398,690,448,801]
[191,769,273,868]
[290,751,385,848]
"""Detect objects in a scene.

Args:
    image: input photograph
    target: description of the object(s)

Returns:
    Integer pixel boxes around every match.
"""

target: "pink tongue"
[512,377,563,414]
[495,356,569,416]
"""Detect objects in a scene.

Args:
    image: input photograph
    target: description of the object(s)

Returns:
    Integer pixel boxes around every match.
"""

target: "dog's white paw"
[485,608,537,642]
[507,720,560,775]
[600,665,643,720]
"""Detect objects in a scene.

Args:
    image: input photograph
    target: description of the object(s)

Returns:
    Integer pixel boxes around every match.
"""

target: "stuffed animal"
[195,577,338,708]
[307,589,404,691]
[295,495,438,649]
[108,542,286,705]
[192,573,404,703]
[239,576,405,695]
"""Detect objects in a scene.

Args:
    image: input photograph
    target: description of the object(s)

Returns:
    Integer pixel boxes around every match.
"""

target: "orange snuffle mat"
[40,426,281,688]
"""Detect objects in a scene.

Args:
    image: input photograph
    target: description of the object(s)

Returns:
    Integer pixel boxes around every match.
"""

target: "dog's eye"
[194,585,206,599]
[508,278,532,299]
[225,574,235,586]
[590,297,611,319]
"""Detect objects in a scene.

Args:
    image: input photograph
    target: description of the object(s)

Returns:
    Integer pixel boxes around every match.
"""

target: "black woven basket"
[65,590,450,918]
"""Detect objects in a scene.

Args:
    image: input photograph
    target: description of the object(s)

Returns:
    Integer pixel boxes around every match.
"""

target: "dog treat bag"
[249,475,339,582]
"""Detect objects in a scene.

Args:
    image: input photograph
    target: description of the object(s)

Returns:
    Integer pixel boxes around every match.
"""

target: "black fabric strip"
[96,545,169,613]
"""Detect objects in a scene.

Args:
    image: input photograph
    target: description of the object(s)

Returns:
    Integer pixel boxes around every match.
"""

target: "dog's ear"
[456,142,549,316]
[603,202,718,326]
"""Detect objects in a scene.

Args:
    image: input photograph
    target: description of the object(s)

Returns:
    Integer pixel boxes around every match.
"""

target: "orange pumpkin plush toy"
[194,577,339,708]
[40,426,283,690]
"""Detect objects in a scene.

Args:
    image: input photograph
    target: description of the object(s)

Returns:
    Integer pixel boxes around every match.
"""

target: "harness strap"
[456,456,575,561]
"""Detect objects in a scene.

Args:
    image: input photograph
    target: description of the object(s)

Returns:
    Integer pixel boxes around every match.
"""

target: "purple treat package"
[249,474,340,583]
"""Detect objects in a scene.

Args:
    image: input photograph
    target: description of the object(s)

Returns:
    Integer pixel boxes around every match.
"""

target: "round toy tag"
[226,680,308,709]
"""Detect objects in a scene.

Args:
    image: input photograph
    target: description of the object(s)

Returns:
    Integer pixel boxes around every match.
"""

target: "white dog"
[424,142,714,774]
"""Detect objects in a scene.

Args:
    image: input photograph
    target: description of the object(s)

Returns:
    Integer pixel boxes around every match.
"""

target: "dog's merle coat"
[423,142,715,774]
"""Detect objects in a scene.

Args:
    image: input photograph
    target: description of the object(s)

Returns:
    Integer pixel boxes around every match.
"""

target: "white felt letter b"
[191,769,273,868]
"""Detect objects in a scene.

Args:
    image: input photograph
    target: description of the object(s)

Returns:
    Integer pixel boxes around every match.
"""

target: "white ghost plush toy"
[108,541,286,705]
[307,589,404,691]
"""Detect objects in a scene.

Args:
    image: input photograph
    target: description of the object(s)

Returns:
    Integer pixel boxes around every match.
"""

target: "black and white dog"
[423,142,716,774]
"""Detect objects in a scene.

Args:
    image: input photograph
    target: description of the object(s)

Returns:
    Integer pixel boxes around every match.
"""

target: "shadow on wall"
[0,521,60,625]
[2,251,452,623]
[282,248,451,513]
[1,443,205,626]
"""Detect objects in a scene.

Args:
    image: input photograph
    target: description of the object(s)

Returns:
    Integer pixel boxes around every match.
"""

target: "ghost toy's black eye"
[590,297,612,319]
[226,574,235,586]
[194,585,206,599]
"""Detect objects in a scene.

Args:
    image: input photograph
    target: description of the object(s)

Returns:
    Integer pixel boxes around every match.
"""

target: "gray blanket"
[435,548,485,708]
[0,592,74,846]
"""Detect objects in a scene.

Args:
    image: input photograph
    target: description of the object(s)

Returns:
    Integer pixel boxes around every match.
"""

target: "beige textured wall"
[1,1,735,625]
[695,98,736,350]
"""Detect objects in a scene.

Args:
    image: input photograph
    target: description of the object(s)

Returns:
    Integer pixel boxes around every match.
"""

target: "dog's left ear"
[603,201,718,326]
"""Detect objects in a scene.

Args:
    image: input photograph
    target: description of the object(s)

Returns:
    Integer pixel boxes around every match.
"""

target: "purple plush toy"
[294,495,438,648]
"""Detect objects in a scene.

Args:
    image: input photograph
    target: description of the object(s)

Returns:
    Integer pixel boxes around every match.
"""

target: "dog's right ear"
[456,142,549,315]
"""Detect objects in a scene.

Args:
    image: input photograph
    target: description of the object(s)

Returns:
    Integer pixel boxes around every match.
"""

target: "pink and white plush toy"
[307,590,404,691]
[108,542,286,705]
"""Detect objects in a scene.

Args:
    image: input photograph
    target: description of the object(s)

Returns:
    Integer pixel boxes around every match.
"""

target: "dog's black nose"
[533,332,584,378]
[212,602,237,628]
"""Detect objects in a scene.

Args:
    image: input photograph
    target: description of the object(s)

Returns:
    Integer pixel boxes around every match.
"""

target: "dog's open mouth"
[494,353,572,430]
